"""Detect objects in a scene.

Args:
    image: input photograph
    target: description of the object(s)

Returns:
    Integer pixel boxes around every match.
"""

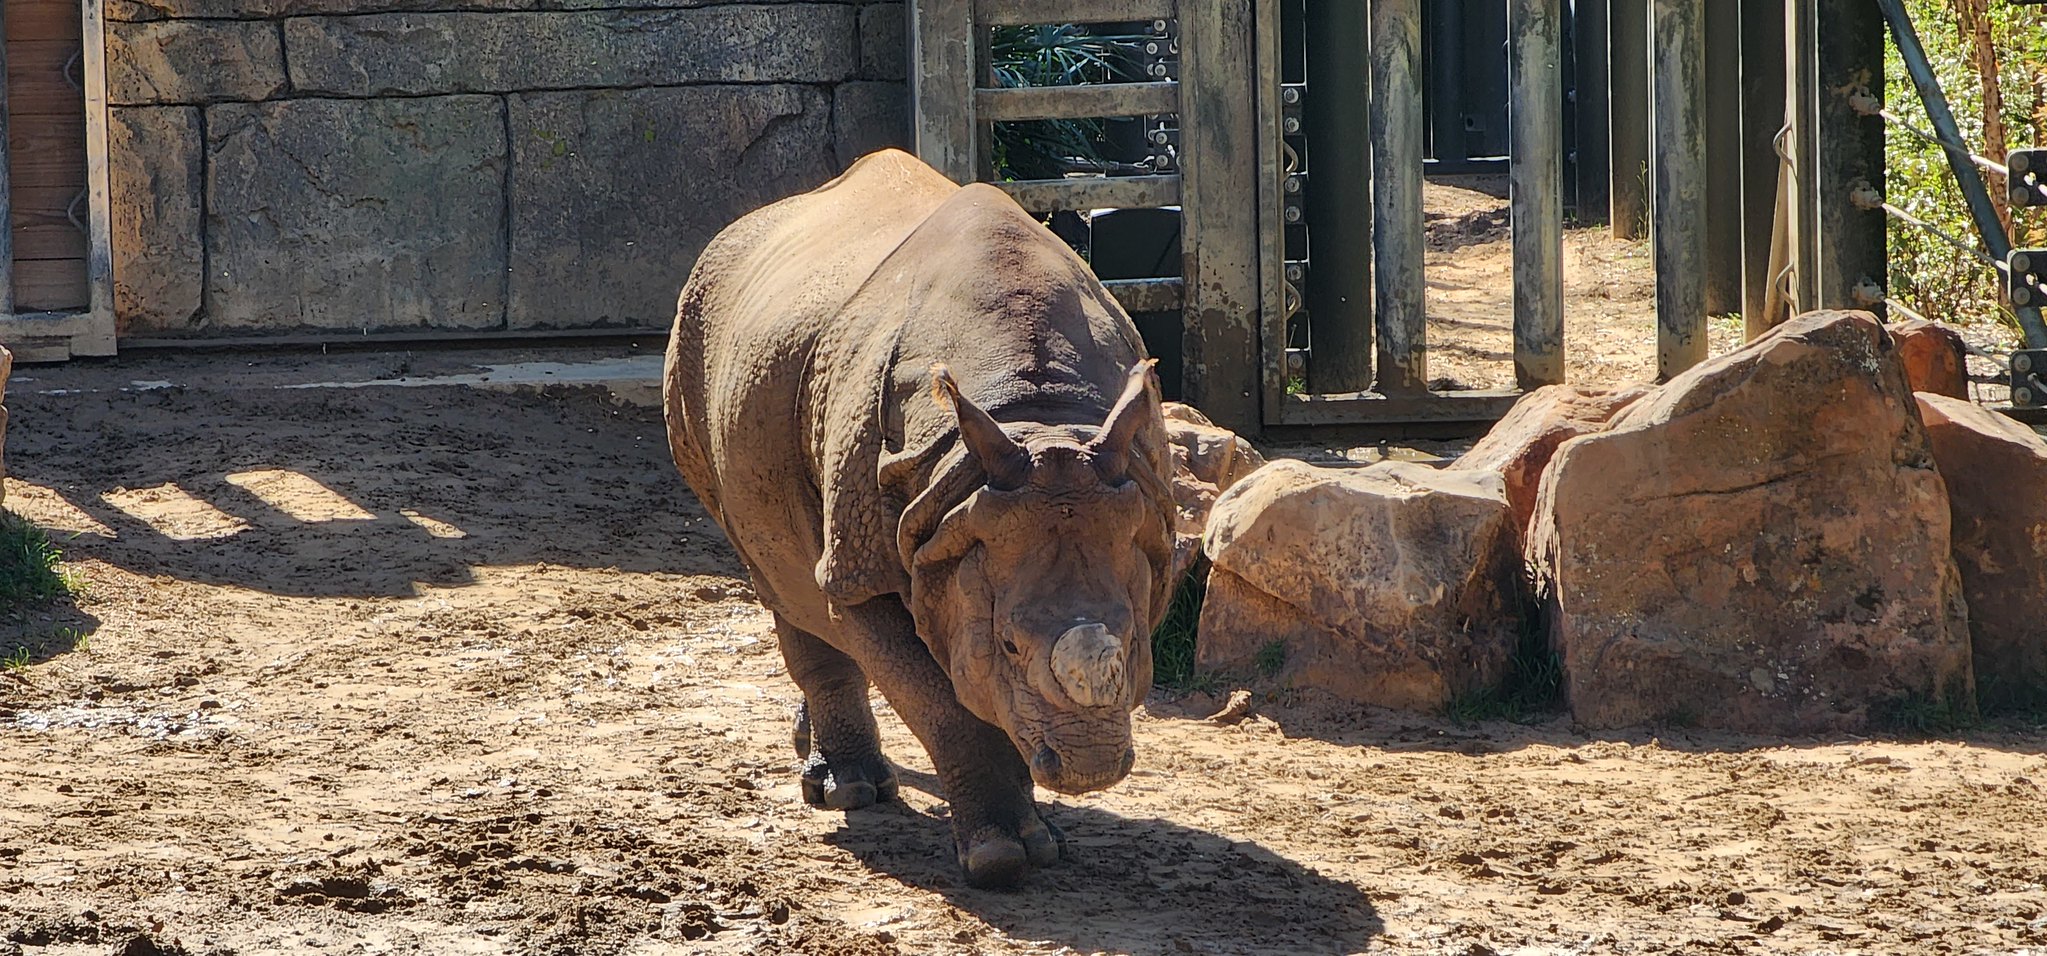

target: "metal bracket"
[2011,351,2047,406]
[1280,84,1304,136]
[2007,149,2047,207]
[2008,248,2047,306]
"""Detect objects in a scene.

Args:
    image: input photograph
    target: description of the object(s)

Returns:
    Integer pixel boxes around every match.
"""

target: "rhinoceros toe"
[798,752,898,810]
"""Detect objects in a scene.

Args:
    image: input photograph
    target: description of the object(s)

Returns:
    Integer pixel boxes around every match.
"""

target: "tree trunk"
[1953,0,2012,241]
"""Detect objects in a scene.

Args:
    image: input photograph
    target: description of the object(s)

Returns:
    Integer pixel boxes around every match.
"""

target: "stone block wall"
[108,0,909,335]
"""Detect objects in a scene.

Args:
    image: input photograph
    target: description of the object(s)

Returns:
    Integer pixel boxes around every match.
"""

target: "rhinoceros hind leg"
[777,616,896,811]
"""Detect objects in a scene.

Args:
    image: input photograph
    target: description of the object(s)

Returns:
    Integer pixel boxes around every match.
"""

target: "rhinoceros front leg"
[826,600,1064,889]
[776,615,899,810]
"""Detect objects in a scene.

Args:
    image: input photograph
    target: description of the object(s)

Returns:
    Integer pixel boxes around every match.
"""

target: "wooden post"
[1510,0,1564,387]
[1608,0,1649,239]
[0,0,14,318]
[911,0,977,182]
[1574,0,1612,223]
[1179,0,1263,432]
[1652,0,1707,378]
[1784,0,1818,314]
[1371,0,1427,394]
[1813,0,1884,316]
[1704,0,1743,315]
[1739,0,1787,337]
[1304,0,1374,392]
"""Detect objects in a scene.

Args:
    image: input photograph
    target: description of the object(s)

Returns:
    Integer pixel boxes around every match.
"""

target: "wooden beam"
[1279,389,1523,425]
[1177,0,1262,433]
[1102,276,1185,313]
[1254,0,1288,427]
[976,0,1177,26]
[1652,0,1707,378]
[0,0,16,318]
[1371,0,1427,395]
[912,0,978,182]
[1609,0,1650,238]
[974,82,1179,122]
[1813,0,1884,316]
[76,0,116,354]
[995,174,1181,211]
[1510,0,1564,387]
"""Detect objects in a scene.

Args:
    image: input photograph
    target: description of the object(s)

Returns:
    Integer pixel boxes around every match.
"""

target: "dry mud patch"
[0,352,2041,956]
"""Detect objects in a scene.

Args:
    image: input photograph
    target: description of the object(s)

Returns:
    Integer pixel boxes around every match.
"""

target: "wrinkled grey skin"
[663,150,1176,888]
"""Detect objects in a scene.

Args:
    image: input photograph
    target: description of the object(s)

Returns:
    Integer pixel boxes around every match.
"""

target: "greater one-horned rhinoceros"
[663,149,1177,888]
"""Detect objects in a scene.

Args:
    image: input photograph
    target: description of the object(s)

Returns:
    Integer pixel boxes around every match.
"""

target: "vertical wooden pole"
[1180,0,1263,432]
[1739,0,1787,337]
[911,0,976,183]
[1305,0,1374,392]
[1704,0,1743,314]
[1511,0,1564,387]
[79,0,116,353]
[1371,0,1427,394]
[1609,0,1649,239]
[1652,0,1707,378]
[0,0,15,318]
[1785,0,1819,314]
[1574,0,1612,223]
[1813,0,1885,316]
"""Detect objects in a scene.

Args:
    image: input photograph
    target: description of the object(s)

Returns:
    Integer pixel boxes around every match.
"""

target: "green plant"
[1441,618,1566,726]
[0,513,80,608]
[1149,561,1209,689]
[1874,684,1981,736]
[988,24,1145,182]
[1254,640,1288,678]
[0,645,27,671]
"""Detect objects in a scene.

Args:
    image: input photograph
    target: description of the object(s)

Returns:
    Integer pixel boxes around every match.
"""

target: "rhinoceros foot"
[798,751,899,810]
[957,809,1063,889]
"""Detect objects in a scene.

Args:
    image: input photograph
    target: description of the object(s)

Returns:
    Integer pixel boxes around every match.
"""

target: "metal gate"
[0,0,115,361]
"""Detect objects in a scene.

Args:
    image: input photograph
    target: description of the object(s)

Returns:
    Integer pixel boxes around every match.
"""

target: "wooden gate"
[0,0,115,361]
[910,0,1262,434]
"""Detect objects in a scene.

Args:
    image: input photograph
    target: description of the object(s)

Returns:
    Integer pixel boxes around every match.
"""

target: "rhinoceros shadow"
[822,777,1383,956]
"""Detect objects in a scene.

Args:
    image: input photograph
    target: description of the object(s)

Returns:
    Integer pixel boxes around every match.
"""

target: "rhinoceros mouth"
[1020,731,1137,795]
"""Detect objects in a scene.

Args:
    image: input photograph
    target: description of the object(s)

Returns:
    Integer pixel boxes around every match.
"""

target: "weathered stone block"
[834,81,910,169]
[1451,383,1649,543]
[1529,311,1973,734]
[507,86,835,329]
[859,3,907,80]
[286,6,856,96]
[1161,402,1265,579]
[1918,392,2047,710]
[1198,459,1524,711]
[108,20,286,104]
[206,97,507,331]
[110,106,204,333]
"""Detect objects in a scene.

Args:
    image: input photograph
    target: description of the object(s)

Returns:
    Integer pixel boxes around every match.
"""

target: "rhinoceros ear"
[931,363,1029,489]
[1086,359,1159,483]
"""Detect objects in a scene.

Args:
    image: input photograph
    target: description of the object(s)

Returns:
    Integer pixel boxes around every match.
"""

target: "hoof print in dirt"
[798,752,900,810]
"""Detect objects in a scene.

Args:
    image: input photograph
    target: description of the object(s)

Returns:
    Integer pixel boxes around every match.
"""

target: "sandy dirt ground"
[1,348,2044,956]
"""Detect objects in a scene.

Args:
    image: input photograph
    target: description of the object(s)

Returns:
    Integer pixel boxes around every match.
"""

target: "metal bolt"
[2016,353,2034,374]
[1151,19,1169,33]
[1283,116,1300,134]
[1284,177,1301,194]
[2015,252,2035,274]
[1285,264,1304,283]
[2014,151,2032,174]
[1281,87,1300,105]
[2018,387,2035,405]
[2014,185,2033,207]
[1284,205,1302,223]
[2017,286,2034,307]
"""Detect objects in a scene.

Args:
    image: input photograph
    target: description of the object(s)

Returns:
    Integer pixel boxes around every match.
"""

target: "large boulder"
[1888,318,1970,399]
[1197,458,1524,710]
[1161,402,1265,579]
[1451,383,1649,541]
[1528,310,1973,733]
[1917,392,2047,709]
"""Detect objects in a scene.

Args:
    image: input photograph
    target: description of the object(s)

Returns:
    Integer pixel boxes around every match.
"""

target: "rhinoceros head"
[907,361,1174,795]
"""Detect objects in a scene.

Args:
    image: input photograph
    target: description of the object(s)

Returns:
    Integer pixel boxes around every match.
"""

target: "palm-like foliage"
[989,24,1148,182]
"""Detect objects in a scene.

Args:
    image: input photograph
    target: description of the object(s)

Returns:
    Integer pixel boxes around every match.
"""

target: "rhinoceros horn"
[1051,622,1126,707]
[931,363,1029,489]
[1085,360,1158,483]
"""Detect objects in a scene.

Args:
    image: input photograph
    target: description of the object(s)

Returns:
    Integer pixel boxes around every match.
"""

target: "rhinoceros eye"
[1001,639,1020,656]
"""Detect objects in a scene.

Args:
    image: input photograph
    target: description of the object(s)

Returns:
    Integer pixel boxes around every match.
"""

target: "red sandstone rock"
[1451,383,1650,541]
[1918,392,2047,709]
[1197,458,1523,711]
[1888,318,1969,399]
[1161,401,1265,580]
[1528,310,1973,733]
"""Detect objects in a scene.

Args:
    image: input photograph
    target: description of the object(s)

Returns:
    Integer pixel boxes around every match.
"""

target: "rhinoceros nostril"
[1031,746,1062,777]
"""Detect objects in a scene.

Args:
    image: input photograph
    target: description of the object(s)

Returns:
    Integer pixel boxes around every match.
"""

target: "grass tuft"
[1442,617,1566,726]
[0,512,79,608]
[1873,686,1980,738]
[1150,560,1217,691]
